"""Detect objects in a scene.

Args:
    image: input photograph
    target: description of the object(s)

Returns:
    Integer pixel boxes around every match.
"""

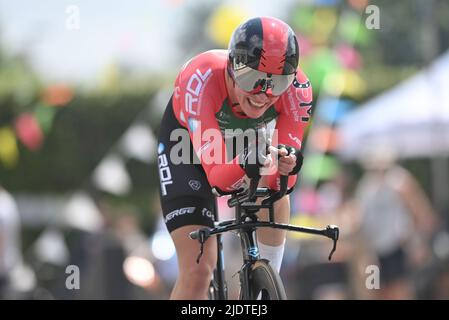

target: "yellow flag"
[207,6,248,48]
[0,126,19,169]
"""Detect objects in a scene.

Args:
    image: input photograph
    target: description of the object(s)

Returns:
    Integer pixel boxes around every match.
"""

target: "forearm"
[206,161,246,192]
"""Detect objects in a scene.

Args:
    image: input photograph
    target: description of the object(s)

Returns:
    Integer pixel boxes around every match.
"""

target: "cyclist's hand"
[238,127,269,178]
[268,145,303,176]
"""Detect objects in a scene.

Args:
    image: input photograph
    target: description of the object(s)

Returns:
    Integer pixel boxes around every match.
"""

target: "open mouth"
[247,98,266,109]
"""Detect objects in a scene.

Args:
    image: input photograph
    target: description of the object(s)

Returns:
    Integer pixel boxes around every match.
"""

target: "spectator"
[354,145,437,299]
[0,185,22,298]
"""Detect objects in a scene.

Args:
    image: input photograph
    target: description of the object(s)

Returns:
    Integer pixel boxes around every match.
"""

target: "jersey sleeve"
[266,69,313,190]
[172,54,246,192]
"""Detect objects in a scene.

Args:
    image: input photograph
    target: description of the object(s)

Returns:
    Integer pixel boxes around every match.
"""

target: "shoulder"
[290,68,313,103]
[173,50,227,117]
[176,50,227,86]
[275,68,313,120]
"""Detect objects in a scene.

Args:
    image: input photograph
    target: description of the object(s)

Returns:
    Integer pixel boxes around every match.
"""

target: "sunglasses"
[229,65,296,96]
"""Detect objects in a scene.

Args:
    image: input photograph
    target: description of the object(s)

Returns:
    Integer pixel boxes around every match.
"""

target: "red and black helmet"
[228,16,299,96]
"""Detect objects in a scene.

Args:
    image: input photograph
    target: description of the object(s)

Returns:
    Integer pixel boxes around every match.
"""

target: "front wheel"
[209,269,227,300]
[244,259,287,300]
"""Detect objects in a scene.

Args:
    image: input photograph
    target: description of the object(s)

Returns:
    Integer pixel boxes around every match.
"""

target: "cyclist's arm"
[172,53,248,192]
[266,71,313,190]
[186,96,247,192]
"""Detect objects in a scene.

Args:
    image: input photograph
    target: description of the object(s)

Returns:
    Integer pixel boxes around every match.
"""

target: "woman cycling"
[157,16,313,299]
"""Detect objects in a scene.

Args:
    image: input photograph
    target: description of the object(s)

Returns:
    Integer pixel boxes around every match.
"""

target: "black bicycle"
[190,175,340,300]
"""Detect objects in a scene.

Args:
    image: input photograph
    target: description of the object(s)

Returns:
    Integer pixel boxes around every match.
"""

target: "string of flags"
[0,84,73,168]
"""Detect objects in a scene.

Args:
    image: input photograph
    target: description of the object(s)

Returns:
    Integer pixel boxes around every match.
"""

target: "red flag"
[15,113,44,151]
[42,84,73,106]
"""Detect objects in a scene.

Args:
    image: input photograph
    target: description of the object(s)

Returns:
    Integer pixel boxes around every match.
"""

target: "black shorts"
[378,246,408,284]
[157,97,217,233]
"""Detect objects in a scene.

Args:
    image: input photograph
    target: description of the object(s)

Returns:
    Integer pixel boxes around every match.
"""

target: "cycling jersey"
[171,50,313,192]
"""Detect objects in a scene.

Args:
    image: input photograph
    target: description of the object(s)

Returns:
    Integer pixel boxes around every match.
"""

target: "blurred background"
[0,0,448,300]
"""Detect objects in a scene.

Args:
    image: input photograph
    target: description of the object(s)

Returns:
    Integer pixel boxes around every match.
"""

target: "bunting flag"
[338,11,372,45]
[302,48,342,90]
[296,34,314,58]
[0,126,19,168]
[322,69,366,98]
[310,8,338,44]
[309,126,341,152]
[41,84,74,107]
[120,124,156,163]
[292,6,316,35]
[14,113,44,151]
[302,153,341,183]
[347,0,369,11]
[92,154,131,195]
[97,63,120,92]
[207,5,248,48]
[35,103,56,134]
[316,98,354,124]
[335,43,363,70]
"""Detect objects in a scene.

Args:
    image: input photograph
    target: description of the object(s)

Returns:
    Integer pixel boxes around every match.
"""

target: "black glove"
[276,144,303,175]
[238,127,269,178]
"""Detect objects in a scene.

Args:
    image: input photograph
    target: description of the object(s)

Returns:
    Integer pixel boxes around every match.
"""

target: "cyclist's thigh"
[171,225,217,275]
[157,98,216,232]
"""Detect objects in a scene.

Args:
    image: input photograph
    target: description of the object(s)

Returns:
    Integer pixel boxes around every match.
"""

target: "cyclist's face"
[233,85,280,118]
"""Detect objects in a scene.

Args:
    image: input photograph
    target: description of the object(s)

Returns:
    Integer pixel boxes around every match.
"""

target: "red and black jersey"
[172,50,313,192]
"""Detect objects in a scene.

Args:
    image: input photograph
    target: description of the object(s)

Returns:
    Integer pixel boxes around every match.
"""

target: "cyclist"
[157,16,313,299]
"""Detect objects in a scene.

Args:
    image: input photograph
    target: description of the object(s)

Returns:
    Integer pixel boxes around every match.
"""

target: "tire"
[208,279,218,300]
[245,259,287,300]
[208,270,227,300]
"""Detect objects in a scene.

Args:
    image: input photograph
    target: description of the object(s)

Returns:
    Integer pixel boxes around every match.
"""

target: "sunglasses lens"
[232,67,295,96]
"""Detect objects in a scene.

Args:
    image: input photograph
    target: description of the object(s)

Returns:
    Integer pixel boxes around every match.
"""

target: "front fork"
[215,233,227,300]
[238,224,260,299]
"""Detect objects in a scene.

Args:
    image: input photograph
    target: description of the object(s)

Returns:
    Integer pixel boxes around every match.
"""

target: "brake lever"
[194,228,210,264]
[325,225,339,261]
[328,239,338,261]
[196,242,204,264]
